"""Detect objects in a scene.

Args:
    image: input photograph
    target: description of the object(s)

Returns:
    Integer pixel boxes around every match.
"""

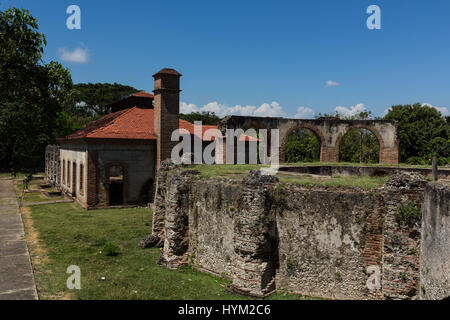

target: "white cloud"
[180,101,286,118]
[294,106,315,119]
[180,102,199,114]
[422,103,449,116]
[335,103,366,117]
[325,80,340,88]
[254,102,286,117]
[58,47,90,64]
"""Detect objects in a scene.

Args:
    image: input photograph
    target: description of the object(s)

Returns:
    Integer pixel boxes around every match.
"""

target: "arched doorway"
[338,128,380,163]
[283,127,322,163]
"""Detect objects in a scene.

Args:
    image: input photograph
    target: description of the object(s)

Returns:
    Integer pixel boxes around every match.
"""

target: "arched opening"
[339,128,380,163]
[284,128,321,163]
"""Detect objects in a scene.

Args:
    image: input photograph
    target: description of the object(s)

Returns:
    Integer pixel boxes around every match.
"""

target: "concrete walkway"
[0,179,38,300]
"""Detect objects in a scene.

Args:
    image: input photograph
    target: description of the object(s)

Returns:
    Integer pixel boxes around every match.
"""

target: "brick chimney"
[153,68,182,169]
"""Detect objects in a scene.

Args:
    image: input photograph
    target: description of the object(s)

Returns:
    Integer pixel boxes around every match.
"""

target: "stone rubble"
[383,171,427,190]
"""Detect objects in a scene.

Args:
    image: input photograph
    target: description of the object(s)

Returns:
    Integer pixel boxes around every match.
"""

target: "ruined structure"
[152,165,449,300]
[45,145,60,187]
[220,116,399,164]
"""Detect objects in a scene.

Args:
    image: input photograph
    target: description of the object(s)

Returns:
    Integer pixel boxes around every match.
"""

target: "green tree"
[0,8,73,173]
[339,128,380,163]
[285,129,320,163]
[71,83,139,117]
[180,111,221,125]
[384,104,449,163]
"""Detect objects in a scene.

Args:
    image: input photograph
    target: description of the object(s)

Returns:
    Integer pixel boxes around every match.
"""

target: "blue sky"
[2,0,450,118]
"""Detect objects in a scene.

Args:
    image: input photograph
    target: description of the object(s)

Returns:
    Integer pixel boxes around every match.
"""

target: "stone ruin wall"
[420,183,450,300]
[151,163,449,299]
[45,145,60,187]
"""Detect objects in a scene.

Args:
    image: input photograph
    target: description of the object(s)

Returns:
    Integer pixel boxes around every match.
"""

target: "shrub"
[102,242,120,257]
[394,202,421,227]
[405,157,427,165]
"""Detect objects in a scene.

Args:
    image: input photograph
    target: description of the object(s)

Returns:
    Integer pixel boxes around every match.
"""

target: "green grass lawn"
[182,164,269,179]
[277,173,388,190]
[24,202,312,300]
[183,164,389,189]
[282,161,436,169]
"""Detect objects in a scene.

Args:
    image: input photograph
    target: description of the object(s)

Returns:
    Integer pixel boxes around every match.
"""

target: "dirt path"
[0,179,38,300]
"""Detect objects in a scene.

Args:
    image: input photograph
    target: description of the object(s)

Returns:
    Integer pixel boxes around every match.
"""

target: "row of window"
[61,159,84,194]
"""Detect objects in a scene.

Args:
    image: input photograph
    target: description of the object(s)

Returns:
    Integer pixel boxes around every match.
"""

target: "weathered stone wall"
[152,167,434,299]
[420,183,450,300]
[274,189,376,299]
[45,145,60,187]
[380,190,423,299]
[188,180,239,279]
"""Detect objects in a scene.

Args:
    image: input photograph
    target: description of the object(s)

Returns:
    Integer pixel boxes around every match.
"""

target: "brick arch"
[335,124,384,163]
[280,123,326,163]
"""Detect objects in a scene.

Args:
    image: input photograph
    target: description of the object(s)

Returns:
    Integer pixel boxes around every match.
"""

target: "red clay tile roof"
[131,91,154,98]
[64,107,217,141]
[63,107,258,142]
[65,107,157,140]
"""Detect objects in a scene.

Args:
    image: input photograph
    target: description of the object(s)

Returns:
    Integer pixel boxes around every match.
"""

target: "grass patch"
[183,165,388,189]
[182,164,269,180]
[24,202,313,300]
[277,173,389,190]
[283,162,436,169]
[13,180,65,204]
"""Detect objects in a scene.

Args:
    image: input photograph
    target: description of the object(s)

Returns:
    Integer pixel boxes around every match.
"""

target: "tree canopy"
[384,104,449,164]
[180,111,221,125]
[0,8,73,173]
[72,83,139,117]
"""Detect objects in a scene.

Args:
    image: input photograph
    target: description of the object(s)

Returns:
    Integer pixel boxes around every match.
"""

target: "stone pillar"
[152,160,178,238]
[380,147,399,164]
[153,68,182,169]
[432,157,438,181]
[320,145,339,162]
[157,168,192,270]
[229,170,279,298]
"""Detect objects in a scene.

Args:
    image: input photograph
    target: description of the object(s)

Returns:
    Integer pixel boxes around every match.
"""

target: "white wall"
[60,148,87,205]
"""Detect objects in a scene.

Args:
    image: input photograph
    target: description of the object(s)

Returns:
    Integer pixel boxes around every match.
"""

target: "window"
[67,161,71,187]
[62,160,66,185]
[72,162,77,195]
[79,164,84,193]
